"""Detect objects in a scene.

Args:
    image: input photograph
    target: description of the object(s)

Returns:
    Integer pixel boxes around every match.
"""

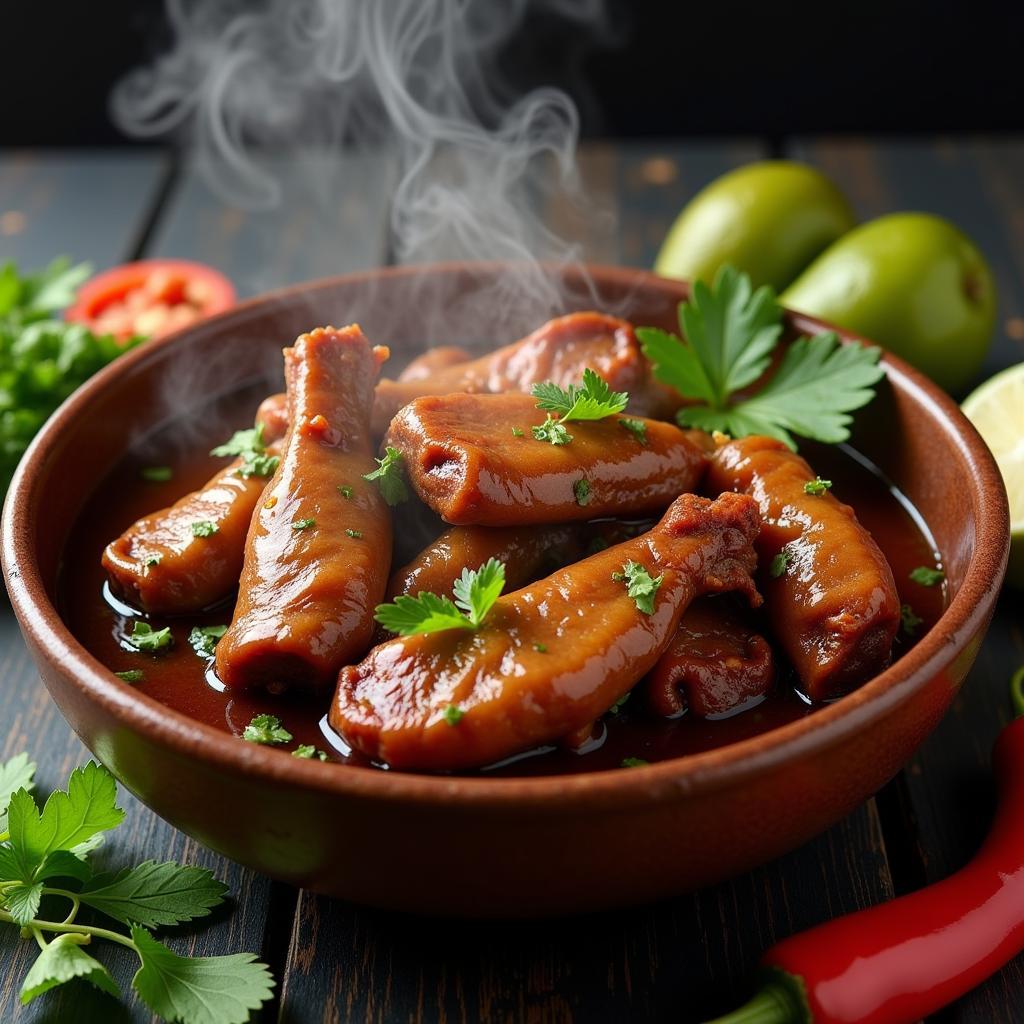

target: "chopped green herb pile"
[375,558,506,636]
[803,477,833,496]
[0,259,140,498]
[211,422,279,479]
[242,714,293,746]
[909,566,945,587]
[637,265,885,449]
[612,560,663,615]
[531,414,573,446]
[362,446,409,505]
[0,754,274,1021]
[190,520,219,538]
[127,622,173,654]
[188,625,227,659]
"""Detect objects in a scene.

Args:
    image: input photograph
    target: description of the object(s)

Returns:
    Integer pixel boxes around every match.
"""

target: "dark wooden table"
[1,138,1022,1023]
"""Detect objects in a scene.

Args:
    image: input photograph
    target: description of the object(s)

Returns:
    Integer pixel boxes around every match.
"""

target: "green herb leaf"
[210,423,265,459]
[79,860,228,928]
[128,622,173,653]
[531,415,573,446]
[190,520,219,538]
[573,478,591,507]
[114,669,144,684]
[910,566,945,586]
[769,551,790,578]
[345,528,363,539]
[376,558,506,636]
[0,752,35,833]
[338,485,353,499]
[803,477,833,496]
[533,642,548,653]
[188,625,227,659]
[34,849,93,884]
[140,466,172,482]
[6,762,124,882]
[143,553,162,568]
[5,881,43,925]
[619,417,648,444]
[621,757,649,768]
[130,925,275,1024]
[292,745,327,761]
[363,446,409,506]
[242,715,293,746]
[613,560,664,615]
[901,603,923,636]
[531,367,628,423]
[443,705,464,726]
[609,692,630,715]
[20,933,120,1006]
[640,266,884,448]
[291,518,315,531]
[236,453,279,478]
[511,427,525,437]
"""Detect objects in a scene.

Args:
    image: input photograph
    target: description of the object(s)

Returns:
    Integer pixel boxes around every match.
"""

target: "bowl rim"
[1,261,1010,811]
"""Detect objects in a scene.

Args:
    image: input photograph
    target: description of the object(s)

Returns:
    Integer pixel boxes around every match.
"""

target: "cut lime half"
[962,362,1024,588]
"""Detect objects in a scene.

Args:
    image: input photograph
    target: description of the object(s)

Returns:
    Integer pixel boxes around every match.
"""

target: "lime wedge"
[962,362,1024,588]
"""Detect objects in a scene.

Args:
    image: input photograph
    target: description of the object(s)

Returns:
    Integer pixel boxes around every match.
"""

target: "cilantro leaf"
[910,566,945,586]
[242,715,292,746]
[769,551,790,578]
[377,559,506,636]
[79,860,228,927]
[210,423,266,459]
[363,447,409,505]
[292,745,328,760]
[188,625,227,659]
[901,603,923,636]
[443,705,464,726]
[613,560,663,615]
[452,558,506,626]
[0,752,35,832]
[5,258,92,321]
[803,477,833,496]
[640,266,885,449]
[531,368,628,423]
[20,934,120,1006]
[128,621,173,653]
[34,849,93,884]
[531,415,573,446]
[191,520,219,538]
[114,669,144,684]
[619,417,648,444]
[5,881,43,925]
[574,478,591,506]
[6,762,124,882]
[130,925,275,1024]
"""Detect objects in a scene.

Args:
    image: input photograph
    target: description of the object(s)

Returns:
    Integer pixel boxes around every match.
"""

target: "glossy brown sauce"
[59,385,947,776]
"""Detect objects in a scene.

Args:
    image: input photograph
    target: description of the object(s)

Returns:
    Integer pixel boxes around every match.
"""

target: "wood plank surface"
[790,136,1024,1022]
[274,139,898,1024]
[0,151,280,1024]
[0,150,169,271]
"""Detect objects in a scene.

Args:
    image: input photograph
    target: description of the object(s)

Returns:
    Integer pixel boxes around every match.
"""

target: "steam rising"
[112,0,613,324]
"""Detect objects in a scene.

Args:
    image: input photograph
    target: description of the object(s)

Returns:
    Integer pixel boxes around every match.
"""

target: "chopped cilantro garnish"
[511,426,525,437]
[574,478,591,507]
[533,642,548,653]
[291,518,315,531]
[637,265,885,449]
[531,415,573,446]
[375,558,505,636]
[769,551,790,578]
[443,705,464,726]
[143,553,162,567]
[910,566,945,587]
[236,453,279,478]
[188,625,227,659]
[114,669,144,684]
[212,422,279,478]
[345,528,363,539]
[292,745,328,761]
[901,603,924,636]
[804,478,833,496]
[609,692,630,715]
[242,714,293,745]
[612,560,663,615]
[338,485,354,499]
[362,446,409,506]
[140,466,172,482]
[127,622,173,654]
[619,417,648,444]
[621,757,649,768]
[190,520,219,538]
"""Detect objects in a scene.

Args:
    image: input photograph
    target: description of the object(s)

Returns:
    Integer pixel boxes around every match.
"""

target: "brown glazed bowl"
[2,263,1009,916]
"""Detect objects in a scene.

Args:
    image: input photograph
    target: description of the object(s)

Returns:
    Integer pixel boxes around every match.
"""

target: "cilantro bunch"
[0,259,139,496]
[637,265,885,448]
[0,754,273,1023]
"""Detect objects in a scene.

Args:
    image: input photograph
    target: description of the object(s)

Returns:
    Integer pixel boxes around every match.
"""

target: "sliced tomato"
[66,260,236,342]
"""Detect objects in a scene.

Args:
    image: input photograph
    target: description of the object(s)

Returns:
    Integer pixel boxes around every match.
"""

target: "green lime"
[962,362,1024,588]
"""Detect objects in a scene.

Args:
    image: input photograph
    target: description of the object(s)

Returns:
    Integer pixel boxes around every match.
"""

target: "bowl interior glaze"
[1,263,1010,915]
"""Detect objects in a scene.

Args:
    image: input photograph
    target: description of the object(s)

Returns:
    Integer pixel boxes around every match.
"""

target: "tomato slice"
[65,260,236,342]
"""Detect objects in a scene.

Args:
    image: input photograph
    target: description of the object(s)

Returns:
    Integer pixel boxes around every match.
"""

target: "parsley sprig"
[637,265,885,449]
[211,422,279,479]
[375,558,506,636]
[363,447,409,506]
[530,368,628,445]
[612,560,663,615]
[0,755,274,1022]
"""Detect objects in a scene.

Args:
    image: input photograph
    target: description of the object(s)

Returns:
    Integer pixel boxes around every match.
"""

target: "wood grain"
[790,136,1024,1022]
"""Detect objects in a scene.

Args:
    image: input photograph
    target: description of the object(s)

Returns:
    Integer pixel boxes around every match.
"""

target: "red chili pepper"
[709,669,1024,1024]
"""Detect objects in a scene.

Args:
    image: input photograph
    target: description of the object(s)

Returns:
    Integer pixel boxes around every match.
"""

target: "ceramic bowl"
[1,263,1009,916]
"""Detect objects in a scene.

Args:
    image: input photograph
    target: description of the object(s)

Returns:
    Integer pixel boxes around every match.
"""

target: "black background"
[3,0,1023,145]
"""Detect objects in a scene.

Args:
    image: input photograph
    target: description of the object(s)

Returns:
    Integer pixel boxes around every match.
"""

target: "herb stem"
[0,909,139,950]
[31,926,47,951]
[44,887,81,925]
